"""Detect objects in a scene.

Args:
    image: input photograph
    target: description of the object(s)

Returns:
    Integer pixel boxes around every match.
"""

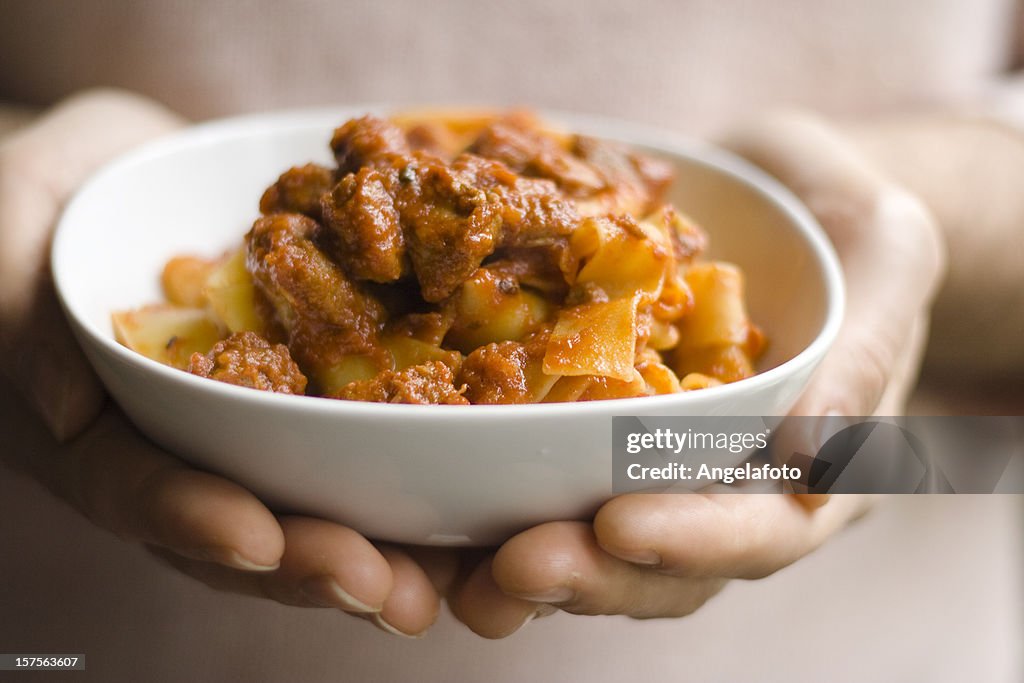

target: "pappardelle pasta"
[113,111,765,404]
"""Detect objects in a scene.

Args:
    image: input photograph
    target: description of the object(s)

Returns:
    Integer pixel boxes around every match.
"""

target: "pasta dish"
[113,111,765,404]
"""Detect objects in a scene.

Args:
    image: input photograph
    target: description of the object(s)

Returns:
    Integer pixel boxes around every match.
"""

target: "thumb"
[0,89,185,441]
[721,112,945,507]
[721,110,945,419]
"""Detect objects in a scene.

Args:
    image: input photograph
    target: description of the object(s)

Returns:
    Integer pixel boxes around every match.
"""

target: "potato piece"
[204,247,265,334]
[162,255,217,307]
[669,262,761,384]
[112,305,222,369]
[315,335,464,396]
[680,372,724,391]
[675,262,749,350]
[384,335,463,374]
[315,355,382,395]
[671,344,755,384]
[444,266,552,354]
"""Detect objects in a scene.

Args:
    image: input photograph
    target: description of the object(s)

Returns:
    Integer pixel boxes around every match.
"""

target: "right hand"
[0,90,449,638]
[445,110,945,638]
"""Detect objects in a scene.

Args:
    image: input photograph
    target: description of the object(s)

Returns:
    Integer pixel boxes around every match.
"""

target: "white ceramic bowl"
[52,108,843,546]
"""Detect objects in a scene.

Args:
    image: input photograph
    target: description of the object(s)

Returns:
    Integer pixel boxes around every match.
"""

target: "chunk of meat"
[395,154,505,301]
[467,114,674,217]
[321,138,580,301]
[571,136,674,216]
[320,166,407,282]
[188,331,307,394]
[400,153,579,300]
[466,160,581,251]
[659,205,707,264]
[259,163,335,220]
[469,114,604,196]
[333,361,468,404]
[330,116,410,174]
[386,311,454,346]
[484,247,573,297]
[246,213,386,372]
[457,327,552,404]
[458,341,532,404]
[403,121,458,157]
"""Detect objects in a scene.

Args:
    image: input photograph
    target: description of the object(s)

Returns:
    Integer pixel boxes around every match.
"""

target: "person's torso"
[0,0,1017,132]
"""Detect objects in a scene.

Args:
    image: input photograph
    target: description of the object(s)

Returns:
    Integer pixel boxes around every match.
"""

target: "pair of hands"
[0,90,943,639]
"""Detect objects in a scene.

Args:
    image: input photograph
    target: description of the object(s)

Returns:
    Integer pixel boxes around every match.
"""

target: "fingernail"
[300,576,380,613]
[794,493,832,511]
[185,546,279,572]
[615,548,661,566]
[370,613,426,639]
[226,550,281,572]
[534,603,559,619]
[513,586,575,604]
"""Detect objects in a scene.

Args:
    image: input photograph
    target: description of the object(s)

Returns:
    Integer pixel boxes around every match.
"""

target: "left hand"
[0,90,450,639]
[447,111,946,638]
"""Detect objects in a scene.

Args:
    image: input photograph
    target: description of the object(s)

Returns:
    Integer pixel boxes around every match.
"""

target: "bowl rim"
[52,106,845,421]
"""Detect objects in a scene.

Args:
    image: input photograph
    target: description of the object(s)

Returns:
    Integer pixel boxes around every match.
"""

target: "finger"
[150,543,441,639]
[721,111,946,418]
[492,522,726,618]
[1,276,104,442]
[844,115,1024,376]
[146,545,375,611]
[370,545,443,638]
[593,493,873,579]
[874,314,930,415]
[449,556,554,639]
[2,88,185,202]
[16,398,427,634]
[0,88,185,440]
[256,517,392,613]
[41,406,284,571]
[403,545,462,596]
[146,545,274,598]
[771,314,927,502]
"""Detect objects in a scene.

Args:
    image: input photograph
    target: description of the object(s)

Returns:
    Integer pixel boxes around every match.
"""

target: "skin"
[0,88,955,639]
